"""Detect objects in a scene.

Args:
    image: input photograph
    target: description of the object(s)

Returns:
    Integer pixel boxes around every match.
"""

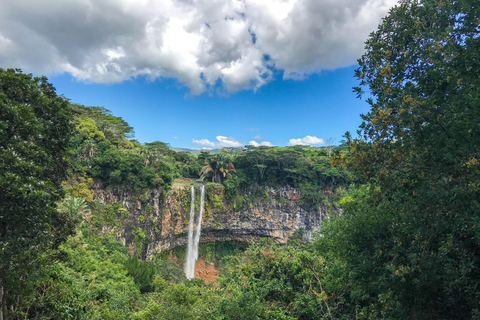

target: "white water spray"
[193,185,205,265]
[184,184,205,279]
[184,185,196,279]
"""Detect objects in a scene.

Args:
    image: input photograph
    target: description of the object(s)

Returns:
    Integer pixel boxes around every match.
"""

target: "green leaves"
[339,0,480,317]
[217,239,351,320]
[225,145,351,209]
[200,152,236,183]
[0,68,75,317]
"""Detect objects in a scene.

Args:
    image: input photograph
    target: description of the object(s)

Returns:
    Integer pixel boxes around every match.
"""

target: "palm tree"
[78,139,95,160]
[138,147,150,166]
[200,159,215,182]
[62,197,88,216]
[200,153,236,183]
[215,153,236,181]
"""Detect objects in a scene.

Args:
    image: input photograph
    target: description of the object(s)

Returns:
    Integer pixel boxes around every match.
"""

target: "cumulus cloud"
[288,135,325,146]
[216,136,243,148]
[248,140,274,147]
[0,0,395,94]
[192,136,243,148]
[192,138,216,147]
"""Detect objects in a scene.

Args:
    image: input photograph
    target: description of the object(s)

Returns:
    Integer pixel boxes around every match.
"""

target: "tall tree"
[200,153,236,183]
[337,0,480,318]
[0,69,75,319]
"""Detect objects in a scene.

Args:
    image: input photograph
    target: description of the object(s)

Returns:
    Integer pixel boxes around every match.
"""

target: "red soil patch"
[194,257,219,285]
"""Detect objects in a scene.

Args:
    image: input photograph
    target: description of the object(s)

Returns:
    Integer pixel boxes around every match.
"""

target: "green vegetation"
[333,0,480,317]
[2,0,480,318]
[200,153,236,183]
[70,98,350,211]
[72,111,166,193]
[0,69,75,319]
[223,145,350,209]
[70,105,202,194]
[157,241,247,271]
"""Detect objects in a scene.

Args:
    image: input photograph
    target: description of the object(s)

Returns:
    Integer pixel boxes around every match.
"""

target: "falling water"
[184,184,205,279]
[192,185,205,266]
[184,185,196,279]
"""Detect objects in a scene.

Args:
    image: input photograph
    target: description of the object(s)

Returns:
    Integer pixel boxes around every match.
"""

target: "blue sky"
[49,65,369,148]
[0,0,395,148]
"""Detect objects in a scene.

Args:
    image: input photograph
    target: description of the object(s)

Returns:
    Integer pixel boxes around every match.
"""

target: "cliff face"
[92,179,330,259]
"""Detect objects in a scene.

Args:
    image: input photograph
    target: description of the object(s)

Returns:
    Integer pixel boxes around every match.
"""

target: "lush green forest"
[1,0,479,319]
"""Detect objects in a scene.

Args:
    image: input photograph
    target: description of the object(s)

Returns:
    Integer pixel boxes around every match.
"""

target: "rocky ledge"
[92,180,331,259]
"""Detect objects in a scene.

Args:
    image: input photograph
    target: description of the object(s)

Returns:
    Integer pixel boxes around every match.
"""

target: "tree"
[243,146,270,181]
[216,239,347,319]
[72,104,134,142]
[338,0,480,318]
[200,153,236,183]
[323,138,336,157]
[0,69,75,319]
[60,197,88,217]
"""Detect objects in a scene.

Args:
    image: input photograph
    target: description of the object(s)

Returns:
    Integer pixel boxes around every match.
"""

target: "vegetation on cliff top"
[69,99,349,211]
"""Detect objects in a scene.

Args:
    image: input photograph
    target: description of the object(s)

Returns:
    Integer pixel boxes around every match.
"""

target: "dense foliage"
[223,145,350,208]
[339,0,480,318]
[70,103,350,208]
[69,105,195,193]
[18,232,351,320]
[0,69,75,319]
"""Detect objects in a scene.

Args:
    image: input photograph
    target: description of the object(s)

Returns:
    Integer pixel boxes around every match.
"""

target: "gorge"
[91,178,333,264]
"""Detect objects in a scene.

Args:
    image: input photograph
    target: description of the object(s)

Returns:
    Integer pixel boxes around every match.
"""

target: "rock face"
[92,180,330,259]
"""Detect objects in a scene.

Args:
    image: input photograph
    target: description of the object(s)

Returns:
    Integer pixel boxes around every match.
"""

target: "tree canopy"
[0,69,75,319]
[333,0,480,317]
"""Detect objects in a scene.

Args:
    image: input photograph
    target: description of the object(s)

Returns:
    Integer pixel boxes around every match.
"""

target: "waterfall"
[184,185,196,279]
[184,184,205,279]
[192,185,205,266]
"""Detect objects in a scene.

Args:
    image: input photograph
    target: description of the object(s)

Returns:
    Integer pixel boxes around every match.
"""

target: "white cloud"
[192,138,216,147]
[192,136,243,148]
[216,136,243,148]
[288,135,325,146]
[253,135,263,140]
[248,140,274,147]
[0,0,396,94]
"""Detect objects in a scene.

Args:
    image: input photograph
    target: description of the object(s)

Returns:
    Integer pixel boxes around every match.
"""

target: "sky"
[0,0,397,148]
